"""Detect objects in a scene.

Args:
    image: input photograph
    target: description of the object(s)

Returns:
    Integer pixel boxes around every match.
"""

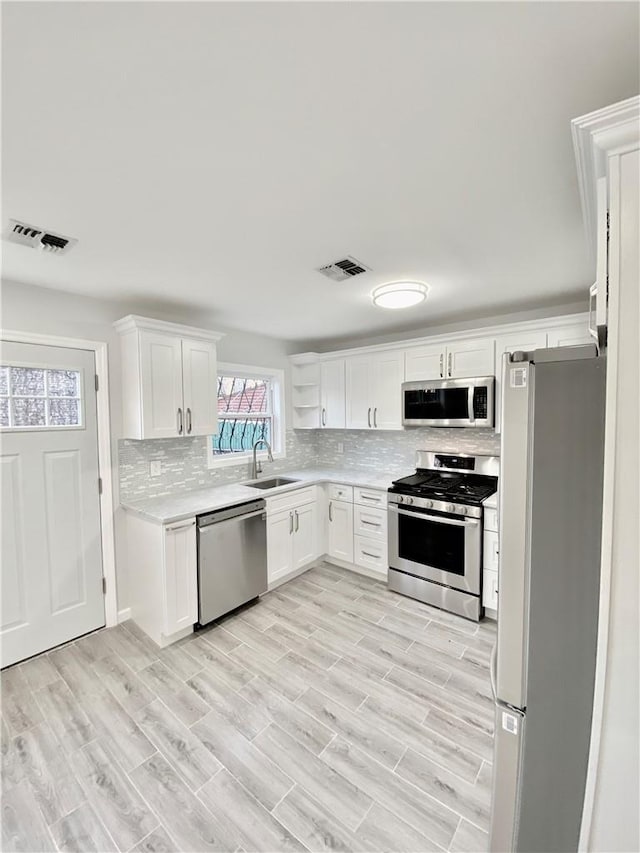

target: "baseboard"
[117,607,132,623]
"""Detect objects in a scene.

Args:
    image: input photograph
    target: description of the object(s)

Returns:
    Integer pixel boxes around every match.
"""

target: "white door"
[181,338,218,437]
[404,343,445,381]
[320,360,346,429]
[328,500,354,563]
[1,342,104,667]
[140,331,184,438]
[267,510,293,583]
[446,338,495,379]
[345,356,371,429]
[371,350,404,430]
[292,503,316,569]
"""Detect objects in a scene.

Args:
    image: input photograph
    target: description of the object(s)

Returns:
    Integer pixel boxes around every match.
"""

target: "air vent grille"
[317,255,370,282]
[3,219,77,255]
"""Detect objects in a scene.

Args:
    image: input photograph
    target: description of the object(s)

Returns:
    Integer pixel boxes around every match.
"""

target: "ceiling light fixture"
[372,281,428,309]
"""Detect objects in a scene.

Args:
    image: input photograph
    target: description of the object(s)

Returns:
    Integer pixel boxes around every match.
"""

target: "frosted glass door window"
[0,365,82,428]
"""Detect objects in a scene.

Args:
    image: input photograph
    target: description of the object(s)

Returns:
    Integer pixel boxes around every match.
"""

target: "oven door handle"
[388,505,480,527]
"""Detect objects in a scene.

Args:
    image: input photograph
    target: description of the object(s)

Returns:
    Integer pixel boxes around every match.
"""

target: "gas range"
[387,451,499,621]
[388,452,498,517]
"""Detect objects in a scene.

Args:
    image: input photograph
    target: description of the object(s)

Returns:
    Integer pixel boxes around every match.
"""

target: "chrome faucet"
[251,438,273,479]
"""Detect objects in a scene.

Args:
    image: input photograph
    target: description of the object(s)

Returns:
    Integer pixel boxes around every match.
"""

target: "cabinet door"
[292,503,317,569]
[140,331,184,438]
[345,356,372,429]
[181,338,218,437]
[163,520,197,636]
[320,360,346,429]
[546,322,592,348]
[267,510,293,584]
[447,338,495,379]
[493,330,547,432]
[483,570,499,611]
[371,350,404,430]
[328,500,354,563]
[404,343,445,381]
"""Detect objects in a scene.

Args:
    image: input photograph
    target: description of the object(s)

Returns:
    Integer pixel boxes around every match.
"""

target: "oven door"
[388,503,481,594]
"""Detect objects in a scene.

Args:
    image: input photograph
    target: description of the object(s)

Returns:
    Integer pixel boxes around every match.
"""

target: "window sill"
[207,449,286,471]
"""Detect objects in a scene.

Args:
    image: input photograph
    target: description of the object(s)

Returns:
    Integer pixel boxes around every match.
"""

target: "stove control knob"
[461,506,468,515]
[398,495,404,504]
[447,504,456,513]
[426,500,433,509]
[406,497,414,505]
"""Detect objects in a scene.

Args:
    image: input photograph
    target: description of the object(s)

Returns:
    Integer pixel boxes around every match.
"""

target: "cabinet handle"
[295,510,299,532]
[166,519,196,532]
[322,408,326,427]
[186,407,192,434]
[328,501,333,522]
[360,494,380,503]
[448,352,452,377]
[367,407,371,428]
[289,512,294,534]
[362,519,381,528]
[361,550,379,559]
[439,353,444,378]
[373,407,378,428]
[177,407,183,435]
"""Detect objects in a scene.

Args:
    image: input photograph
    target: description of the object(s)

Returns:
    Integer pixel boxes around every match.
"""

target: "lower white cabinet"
[126,512,198,647]
[328,499,354,563]
[354,535,387,574]
[483,570,499,611]
[267,496,318,585]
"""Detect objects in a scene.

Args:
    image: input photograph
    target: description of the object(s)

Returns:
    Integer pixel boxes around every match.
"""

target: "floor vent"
[3,219,77,255]
[317,255,370,282]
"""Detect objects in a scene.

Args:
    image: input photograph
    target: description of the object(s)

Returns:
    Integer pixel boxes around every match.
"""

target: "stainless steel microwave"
[402,376,495,428]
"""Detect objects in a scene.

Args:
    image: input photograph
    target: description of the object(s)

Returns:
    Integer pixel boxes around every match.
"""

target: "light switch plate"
[150,460,162,477]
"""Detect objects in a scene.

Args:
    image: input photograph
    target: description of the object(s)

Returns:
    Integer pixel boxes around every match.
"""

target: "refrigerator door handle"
[490,643,498,700]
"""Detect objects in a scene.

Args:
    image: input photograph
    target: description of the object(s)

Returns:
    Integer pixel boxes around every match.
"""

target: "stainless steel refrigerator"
[490,345,606,853]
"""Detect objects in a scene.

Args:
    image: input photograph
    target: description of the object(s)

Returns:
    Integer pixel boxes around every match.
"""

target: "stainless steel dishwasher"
[196,498,267,626]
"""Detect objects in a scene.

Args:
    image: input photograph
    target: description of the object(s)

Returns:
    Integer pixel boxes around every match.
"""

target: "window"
[0,364,83,429]
[207,363,285,468]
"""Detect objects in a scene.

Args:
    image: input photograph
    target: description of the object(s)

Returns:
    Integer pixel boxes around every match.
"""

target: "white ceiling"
[2,2,638,344]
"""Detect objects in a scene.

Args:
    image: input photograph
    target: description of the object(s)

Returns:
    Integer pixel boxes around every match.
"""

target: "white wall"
[0,278,295,613]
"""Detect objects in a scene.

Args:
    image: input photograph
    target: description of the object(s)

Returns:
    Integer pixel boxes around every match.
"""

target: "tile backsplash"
[119,426,500,502]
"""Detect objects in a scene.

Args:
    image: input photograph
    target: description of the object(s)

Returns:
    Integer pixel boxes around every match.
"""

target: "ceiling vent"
[317,255,370,282]
[3,219,77,255]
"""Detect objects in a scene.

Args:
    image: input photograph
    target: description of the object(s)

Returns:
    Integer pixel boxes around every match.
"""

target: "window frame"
[206,362,286,470]
[0,360,86,432]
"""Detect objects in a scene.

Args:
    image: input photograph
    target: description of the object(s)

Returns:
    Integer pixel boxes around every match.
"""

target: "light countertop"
[121,468,396,524]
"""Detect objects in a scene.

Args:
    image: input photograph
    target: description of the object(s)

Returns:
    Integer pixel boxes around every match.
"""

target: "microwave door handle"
[468,386,475,424]
[389,505,479,527]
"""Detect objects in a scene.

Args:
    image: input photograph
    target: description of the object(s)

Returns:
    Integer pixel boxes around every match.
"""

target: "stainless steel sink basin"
[245,477,300,490]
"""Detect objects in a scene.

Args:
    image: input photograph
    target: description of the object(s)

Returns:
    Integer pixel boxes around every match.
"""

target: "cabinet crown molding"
[113,314,225,342]
[572,95,640,262]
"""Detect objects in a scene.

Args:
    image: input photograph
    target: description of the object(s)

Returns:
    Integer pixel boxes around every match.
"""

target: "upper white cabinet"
[405,338,494,381]
[320,359,346,429]
[346,350,403,430]
[115,315,223,440]
[546,322,593,349]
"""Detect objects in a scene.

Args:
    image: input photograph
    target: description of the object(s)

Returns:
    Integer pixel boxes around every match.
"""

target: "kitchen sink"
[245,477,300,490]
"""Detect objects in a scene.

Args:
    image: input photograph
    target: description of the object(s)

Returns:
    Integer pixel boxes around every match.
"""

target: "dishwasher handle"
[198,500,265,527]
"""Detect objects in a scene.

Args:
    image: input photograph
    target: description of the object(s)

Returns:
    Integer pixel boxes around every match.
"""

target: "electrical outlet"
[337,442,344,454]
[150,460,162,477]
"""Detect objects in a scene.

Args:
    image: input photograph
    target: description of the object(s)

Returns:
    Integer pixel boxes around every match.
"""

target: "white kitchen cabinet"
[493,330,547,433]
[328,498,354,563]
[320,359,346,429]
[115,315,222,440]
[354,535,387,576]
[125,512,198,647]
[267,494,318,585]
[546,321,592,348]
[483,570,499,611]
[354,504,387,540]
[404,338,494,382]
[404,342,445,382]
[345,350,403,430]
[447,338,495,379]
[484,529,500,572]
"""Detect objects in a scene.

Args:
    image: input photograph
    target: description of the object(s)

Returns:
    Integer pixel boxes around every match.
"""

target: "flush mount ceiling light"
[371,281,428,309]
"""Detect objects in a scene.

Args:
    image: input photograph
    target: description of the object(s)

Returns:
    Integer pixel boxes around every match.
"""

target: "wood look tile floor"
[1,564,496,853]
